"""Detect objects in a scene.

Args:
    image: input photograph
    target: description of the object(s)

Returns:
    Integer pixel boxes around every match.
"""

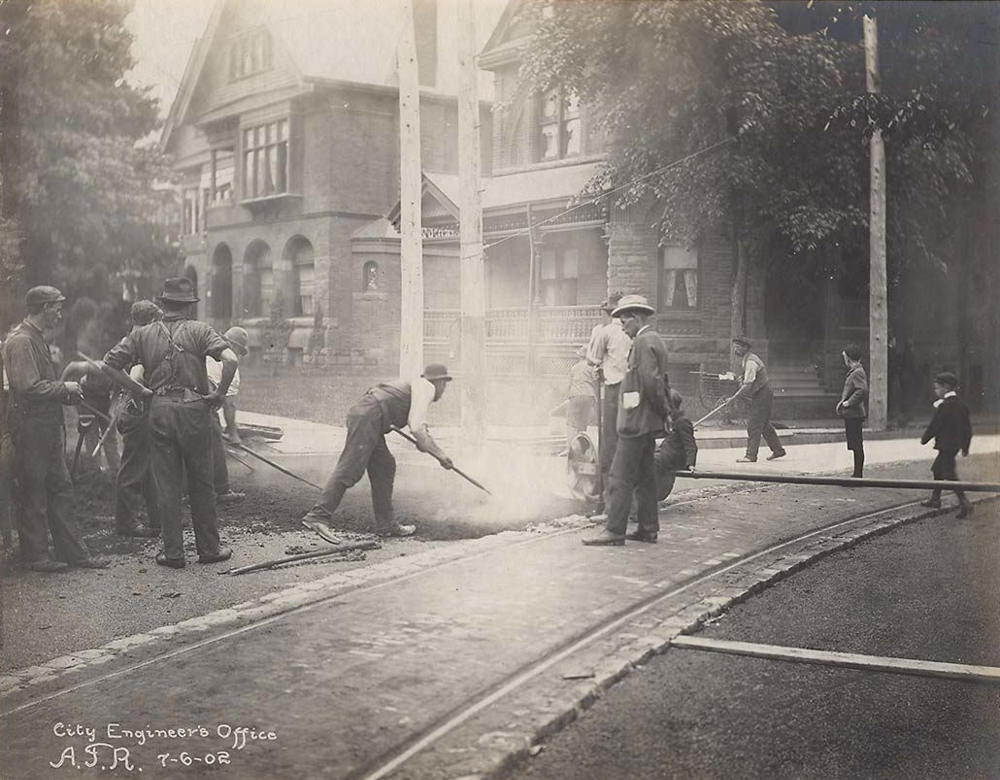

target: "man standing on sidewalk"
[2,286,108,571]
[583,295,670,546]
[586,293,631,513]
[102,278,238,569]
[727,336,786,463]
[300,364,455,541]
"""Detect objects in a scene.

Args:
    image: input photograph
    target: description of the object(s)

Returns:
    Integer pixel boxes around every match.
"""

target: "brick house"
[161,0,494,369]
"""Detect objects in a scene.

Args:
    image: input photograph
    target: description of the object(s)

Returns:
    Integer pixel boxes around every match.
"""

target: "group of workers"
[1,278,249,573]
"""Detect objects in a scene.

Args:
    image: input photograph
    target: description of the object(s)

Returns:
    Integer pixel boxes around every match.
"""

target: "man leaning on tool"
[301,364,455,541]
[2,286,109,571]
[726,336,786,463]
[583,295,670,546]
[101,278,237,569]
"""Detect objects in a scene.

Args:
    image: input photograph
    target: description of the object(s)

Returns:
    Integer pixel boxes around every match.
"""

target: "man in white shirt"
[206,327,249,504]
[301,363,455,541]
[586,294,632,511]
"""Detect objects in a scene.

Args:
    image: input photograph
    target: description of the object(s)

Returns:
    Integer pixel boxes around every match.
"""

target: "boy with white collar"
[919,371,973,517]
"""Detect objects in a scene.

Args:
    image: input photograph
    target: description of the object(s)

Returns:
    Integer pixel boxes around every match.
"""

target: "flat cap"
[934,371,958,389]
[422,363,452,382]
[25,285,66,307]
[732,335,752,348]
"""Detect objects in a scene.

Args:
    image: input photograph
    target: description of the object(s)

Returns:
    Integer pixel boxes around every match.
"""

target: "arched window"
[243,240,272,317]
[362,261,379,292]
[284,236,315,316]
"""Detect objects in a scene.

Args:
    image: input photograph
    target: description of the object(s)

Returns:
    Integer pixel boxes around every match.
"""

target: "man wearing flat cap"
[301,363,456,541]
[2,286,108,571]
[727,336,786,463]
[583,295,670,546]
[102,277,239,568]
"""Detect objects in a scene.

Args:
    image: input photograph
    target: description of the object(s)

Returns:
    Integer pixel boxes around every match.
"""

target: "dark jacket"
[921,394,972,454]
[839,365,868,419]
[617,325,669,438]
[2,320,74,426]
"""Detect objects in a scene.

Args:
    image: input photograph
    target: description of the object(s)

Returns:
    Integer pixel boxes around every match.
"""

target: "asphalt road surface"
[506,499,1000,780]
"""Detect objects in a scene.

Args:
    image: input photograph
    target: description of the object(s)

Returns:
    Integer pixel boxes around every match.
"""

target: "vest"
[744,353,769,397]
[367,380,412,431]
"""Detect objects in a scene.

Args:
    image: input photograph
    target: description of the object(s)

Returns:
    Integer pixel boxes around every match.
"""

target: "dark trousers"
[930,449,970,507]
[653,441,683,501]
[11,421,89,563]
[314,397,397,530]
[605,432,658,536]
[746,387,784,459]
[115,408,159,532]
[210,414,231,494]
[149,397,221,560]
[598,383,620,503]
[844,418,865,477]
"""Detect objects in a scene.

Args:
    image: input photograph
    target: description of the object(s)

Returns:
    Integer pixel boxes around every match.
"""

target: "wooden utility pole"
[457,0,486,441]
[864,13,888,430]
[398,0,424,379]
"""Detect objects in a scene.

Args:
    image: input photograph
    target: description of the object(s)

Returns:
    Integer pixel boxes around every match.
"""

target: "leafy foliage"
[0,0,177,313]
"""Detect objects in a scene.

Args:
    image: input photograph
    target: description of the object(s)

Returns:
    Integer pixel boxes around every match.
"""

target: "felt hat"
[25,285,66,308]
[224,326,250,356]
[611,294,655,318]
[422,363,452,382]
[157,277,199,303]
[934,371,958,389]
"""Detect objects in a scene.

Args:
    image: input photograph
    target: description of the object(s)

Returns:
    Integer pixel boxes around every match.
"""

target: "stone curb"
[414,498,991,779]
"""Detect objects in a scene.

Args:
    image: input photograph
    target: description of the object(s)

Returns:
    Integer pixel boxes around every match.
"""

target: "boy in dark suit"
[920,371,973,517]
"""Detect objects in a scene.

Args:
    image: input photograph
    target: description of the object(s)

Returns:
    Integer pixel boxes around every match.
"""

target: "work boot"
[766,450,786,461]
[29,558,70,573]
[155,552,185,569]
[198,547,233,564]
[377,523,416,538]
[581,529,626,547]
[216,490,246,505]
[956,503,974,519]
[920,498,941,508]
[736,456,757,463]
[625,529,658,543]
[301,513,341,544]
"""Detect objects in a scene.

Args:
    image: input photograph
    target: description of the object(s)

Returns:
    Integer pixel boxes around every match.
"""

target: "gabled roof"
[162,0,506,151]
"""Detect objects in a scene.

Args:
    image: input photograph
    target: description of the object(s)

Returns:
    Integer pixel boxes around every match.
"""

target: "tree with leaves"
[519,0,995,391]
[0,0,176,335]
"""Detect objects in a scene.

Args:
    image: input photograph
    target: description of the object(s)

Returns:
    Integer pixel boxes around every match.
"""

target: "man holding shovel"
[301,364,455,541]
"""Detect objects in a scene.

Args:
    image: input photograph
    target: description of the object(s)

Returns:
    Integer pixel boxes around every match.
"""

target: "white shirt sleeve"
[743,359,758,385]
[407,377,436,431]
[206,359,240,397]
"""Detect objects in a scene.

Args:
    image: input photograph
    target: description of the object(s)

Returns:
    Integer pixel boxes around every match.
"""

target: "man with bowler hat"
[2,286,108,571]
[583,295,670,546]
[726,336,786,463]
[301,364,456,541]
[102,278,238,568]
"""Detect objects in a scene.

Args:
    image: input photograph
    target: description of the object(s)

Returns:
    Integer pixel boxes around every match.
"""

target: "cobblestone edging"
[405,499,985,779]
[0,523,594,698]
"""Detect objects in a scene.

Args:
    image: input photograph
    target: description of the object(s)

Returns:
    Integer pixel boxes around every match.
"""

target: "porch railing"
[425,306,602,375]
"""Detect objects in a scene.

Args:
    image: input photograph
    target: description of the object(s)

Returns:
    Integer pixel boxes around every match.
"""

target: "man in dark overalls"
[102,278,238,568]
[301,364,455,541]
[2,286,108,571]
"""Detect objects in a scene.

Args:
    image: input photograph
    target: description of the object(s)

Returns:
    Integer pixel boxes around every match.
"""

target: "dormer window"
[538,88,580,161]
[229,29,272,80]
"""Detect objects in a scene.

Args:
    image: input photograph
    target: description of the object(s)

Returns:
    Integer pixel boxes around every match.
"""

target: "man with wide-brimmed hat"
[102,277,239,568]
[301,363,456,541]
[583,295,670,546]
[726,335,786,463]
[585,291,630,510]
[2,286,109,571]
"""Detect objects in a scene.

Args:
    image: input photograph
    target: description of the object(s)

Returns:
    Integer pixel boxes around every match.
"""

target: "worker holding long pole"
[300,364,456,543]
